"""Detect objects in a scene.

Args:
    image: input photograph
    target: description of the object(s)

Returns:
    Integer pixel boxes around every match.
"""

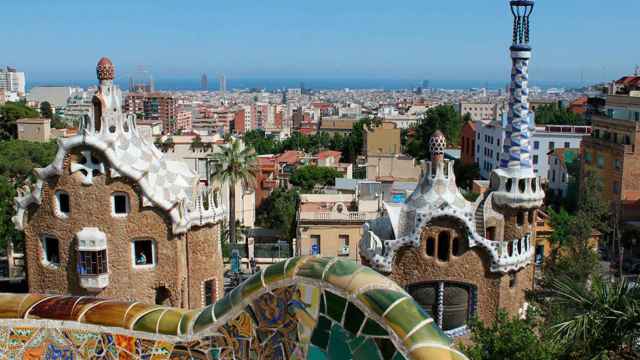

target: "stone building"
[359,0,544,337]
[13,58,225,309]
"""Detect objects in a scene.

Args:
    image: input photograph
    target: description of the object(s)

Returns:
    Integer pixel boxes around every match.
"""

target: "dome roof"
[96,57,115,81]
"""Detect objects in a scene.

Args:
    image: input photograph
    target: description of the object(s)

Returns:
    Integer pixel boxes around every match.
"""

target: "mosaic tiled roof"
[0,257,468,359]
[361,133,535,274]
[12,58,222,234]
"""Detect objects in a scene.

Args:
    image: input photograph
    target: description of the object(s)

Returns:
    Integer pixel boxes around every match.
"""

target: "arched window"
[517,212,525,226]
[528,210,535,225]
[509,273,517,288]
[518,179,526,193]
[426,237,436,257]
[437,232,450,261]
[155,287,171,306]
[203,279,217,306]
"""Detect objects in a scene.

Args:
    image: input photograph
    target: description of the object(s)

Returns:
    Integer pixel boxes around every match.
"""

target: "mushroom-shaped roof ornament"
[96,57,115,81]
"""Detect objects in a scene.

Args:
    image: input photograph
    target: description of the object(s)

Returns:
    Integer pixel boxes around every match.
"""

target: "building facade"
[457,102,501,121]
[547,148,578,198]
[581,93,640,206]
[360,0,544,336]
[124,92,178,134]
[0,66,26,97]
[13,58,225,309]
[475,121,591,180]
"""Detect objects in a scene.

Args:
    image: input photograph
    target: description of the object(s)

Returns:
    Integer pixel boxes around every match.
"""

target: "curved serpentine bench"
[0,256,468,359]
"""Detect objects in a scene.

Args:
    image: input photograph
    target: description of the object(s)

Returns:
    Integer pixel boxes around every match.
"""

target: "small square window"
[56,191,70,217]
[42,236,60,265]
[564,142,570,148]
[549,142,555,150]
[533,141,539,150]
[112,193,129,216]
[132,240,155,267]
[533,155,539,165]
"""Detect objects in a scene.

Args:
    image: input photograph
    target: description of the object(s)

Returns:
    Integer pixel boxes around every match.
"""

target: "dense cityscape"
[0,1,638,359]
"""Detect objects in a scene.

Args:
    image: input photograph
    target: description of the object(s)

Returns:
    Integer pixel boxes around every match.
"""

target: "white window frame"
[131,239,156,269]
[111,192,130,217]
[54,191,70,219]
[41,234,60,268]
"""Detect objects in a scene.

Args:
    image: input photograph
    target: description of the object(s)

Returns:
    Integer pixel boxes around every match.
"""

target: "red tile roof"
[317,150,342,161]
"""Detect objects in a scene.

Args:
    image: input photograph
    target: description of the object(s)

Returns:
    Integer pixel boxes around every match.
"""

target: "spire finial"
[429,130,446,162]
[96,57,115,81]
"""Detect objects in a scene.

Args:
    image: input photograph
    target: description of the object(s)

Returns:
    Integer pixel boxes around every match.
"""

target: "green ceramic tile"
[324,291,347,323]
[213,295,233,320]
[347,335,368,351]
[319,290,326,315]
[239,272,264,299]
[179,309,201,335]
[357,289,407,317]
[308,345,327,360]
[262,260,286,285]
[375,338,397,360]
[343,301,365,334]
[310,315,332,350]
[352,337,383,360]
[392,351,407,360]
[404,320,449,350]
[284,256,307,278]
[297,257,333,280]
[327,323,351,359]
[192,306,214,333]
[324,259,359,282]
[384,298,446,344]
[132,308,165,333]
[156,309,183,335]
[361,318,388,337]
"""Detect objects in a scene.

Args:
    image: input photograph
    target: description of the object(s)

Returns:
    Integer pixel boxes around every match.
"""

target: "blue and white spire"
[501,0,535,171]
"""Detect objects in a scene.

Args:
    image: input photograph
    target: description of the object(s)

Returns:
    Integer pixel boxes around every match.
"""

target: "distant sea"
[27,78,586,92]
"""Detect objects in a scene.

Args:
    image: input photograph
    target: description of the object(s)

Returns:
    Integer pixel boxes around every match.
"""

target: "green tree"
[0,176,21,250]
[0,140,58,250]
[548,277,640,359]
[462,311,559,360]
[453,160,480,190]
[289,165,341,192]
[0,102,39,139]
[39,101,53,119]
[255,189,299,240]
[534,104,586,126]
[208,139,258,244]
[406,105,463,160]
[190,135,204,152]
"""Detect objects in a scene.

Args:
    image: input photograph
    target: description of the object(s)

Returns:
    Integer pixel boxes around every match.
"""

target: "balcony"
[79,273,109,291]
[298,211,377,223]
[582,136,634,155]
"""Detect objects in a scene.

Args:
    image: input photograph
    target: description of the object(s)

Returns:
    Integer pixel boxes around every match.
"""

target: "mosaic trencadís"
[0,257,469,359]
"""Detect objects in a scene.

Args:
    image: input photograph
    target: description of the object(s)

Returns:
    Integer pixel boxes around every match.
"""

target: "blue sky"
[4,0,639,83]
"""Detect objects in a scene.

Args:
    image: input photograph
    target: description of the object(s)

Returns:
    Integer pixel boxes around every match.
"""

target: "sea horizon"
[26,78,589,92]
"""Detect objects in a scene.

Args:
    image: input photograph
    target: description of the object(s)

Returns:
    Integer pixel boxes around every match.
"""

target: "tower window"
[426,237,436,257]
[517,212,525,226]
[55,191,70,217]
[486,227,496,241]
[42,235,60,265]
[132,239,155,267]
[112,193,129,216]
[408,282,474,333]
[528,210,535,224]
[437,232,450,262]
[509,273,517,288]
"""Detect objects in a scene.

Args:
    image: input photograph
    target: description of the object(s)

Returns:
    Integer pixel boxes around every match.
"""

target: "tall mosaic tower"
[492,0,544,208]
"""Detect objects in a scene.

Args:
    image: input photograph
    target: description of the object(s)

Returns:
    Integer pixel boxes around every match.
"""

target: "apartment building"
[0,66,25,96]
[581,88,640,210]
[124,92,178,134]
[475,119,591,180]
[297,182,382,262]
[458,102,502,121]
[547,148,578,198]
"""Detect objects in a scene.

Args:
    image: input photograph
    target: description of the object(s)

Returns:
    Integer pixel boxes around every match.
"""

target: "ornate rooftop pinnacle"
[96,57,115,81]
[429,130,446,162]
[510,0,535,49]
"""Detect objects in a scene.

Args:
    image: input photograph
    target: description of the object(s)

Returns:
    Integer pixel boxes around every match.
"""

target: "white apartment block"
[474,119,591,181]
[0,67,26,96]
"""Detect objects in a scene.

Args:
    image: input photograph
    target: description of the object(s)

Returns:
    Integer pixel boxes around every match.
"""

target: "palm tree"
[549,277,640,359]
[208,138,257,245]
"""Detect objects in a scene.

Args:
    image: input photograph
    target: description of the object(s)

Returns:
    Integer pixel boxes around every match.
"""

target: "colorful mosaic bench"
[0,256,468,359]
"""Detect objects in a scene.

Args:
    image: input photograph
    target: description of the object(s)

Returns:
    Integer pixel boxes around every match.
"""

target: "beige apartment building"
[16,118,51,142]
[364,121,421,181]
[458,102,503,121]
[296,183,382,262]
[365,122,402,155]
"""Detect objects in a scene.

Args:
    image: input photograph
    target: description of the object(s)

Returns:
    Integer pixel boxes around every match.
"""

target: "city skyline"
[5,0,639,83]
